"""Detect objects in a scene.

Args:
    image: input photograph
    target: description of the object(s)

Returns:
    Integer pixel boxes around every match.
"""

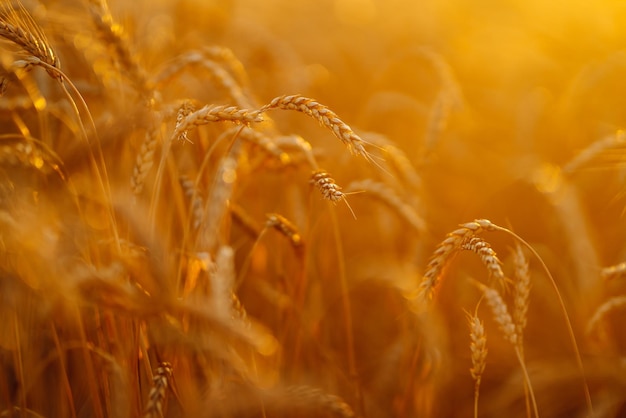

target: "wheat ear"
[587,295,626,336]
[88,0,150,95]
[266,213,303,249]
[601,262,626,281]
[472,281,539,418]
[131,122,160,195]
[310,169,356,219]
[419,219,497,300]
[562,130,626,175]
[512,244,531,345]
[172,104,262,141]
[179,175,204,230]
[230,203,262,239]
[467,310,487,418]
[143,362,173,418]
[260,94,372,162]
[0,1,60,78]
[487,221,593,414]
[236,127,291,164]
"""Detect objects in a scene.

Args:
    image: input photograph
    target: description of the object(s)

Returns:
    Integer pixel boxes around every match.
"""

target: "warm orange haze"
[0,0,625,417]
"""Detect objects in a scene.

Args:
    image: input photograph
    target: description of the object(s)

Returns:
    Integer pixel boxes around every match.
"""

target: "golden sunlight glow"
[334,0,377,25]
[4,0,626,416]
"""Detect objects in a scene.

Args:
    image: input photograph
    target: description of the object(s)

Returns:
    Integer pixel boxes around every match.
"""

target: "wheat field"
[0,0,625,417]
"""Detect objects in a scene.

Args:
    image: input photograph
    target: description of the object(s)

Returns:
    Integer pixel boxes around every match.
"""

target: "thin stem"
[514,346,539,418]
[494,225,593,416]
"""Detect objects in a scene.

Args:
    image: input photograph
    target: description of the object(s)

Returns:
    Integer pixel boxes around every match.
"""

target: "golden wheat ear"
[466,307,487,418]
[143,362,173,418]
[0,1,60,77]
[260,94,376,163]
[310,169,357,219]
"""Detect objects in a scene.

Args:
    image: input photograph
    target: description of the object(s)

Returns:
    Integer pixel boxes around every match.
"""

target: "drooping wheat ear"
[512,244,531,344]
[586,295,626,336]
[88,0,150,96]
[155,46,251,97]
[266,213,304,249]
[347,179,425,232]
[601,261,626,281]
[419,219,497,300]
[0,1,60,78]
[460,237,506,285]
[198,56,251,107]
[562,130,626,175]
[131,122,160,195]
[174,100,196,143]
[235,127,291,164]
[282,385,355,418]
[179,175,204,230]
[467,311,487,418]
[260,94,372,161]
[172,104,263,141]
[155,52,252,108]
[201,45,250,87]
[143,361,173,418]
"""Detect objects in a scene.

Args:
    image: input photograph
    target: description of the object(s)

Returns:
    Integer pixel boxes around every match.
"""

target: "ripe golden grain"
[142,362,173,418]
[261,94,372,161]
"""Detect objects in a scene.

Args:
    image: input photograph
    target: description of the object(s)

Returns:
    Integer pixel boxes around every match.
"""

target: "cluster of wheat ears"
[0,0,625,417]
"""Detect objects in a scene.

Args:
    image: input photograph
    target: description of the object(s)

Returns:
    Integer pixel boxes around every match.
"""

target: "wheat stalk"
[142,361,173,418]
[230,203,262,238]
[260,94,372,161]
